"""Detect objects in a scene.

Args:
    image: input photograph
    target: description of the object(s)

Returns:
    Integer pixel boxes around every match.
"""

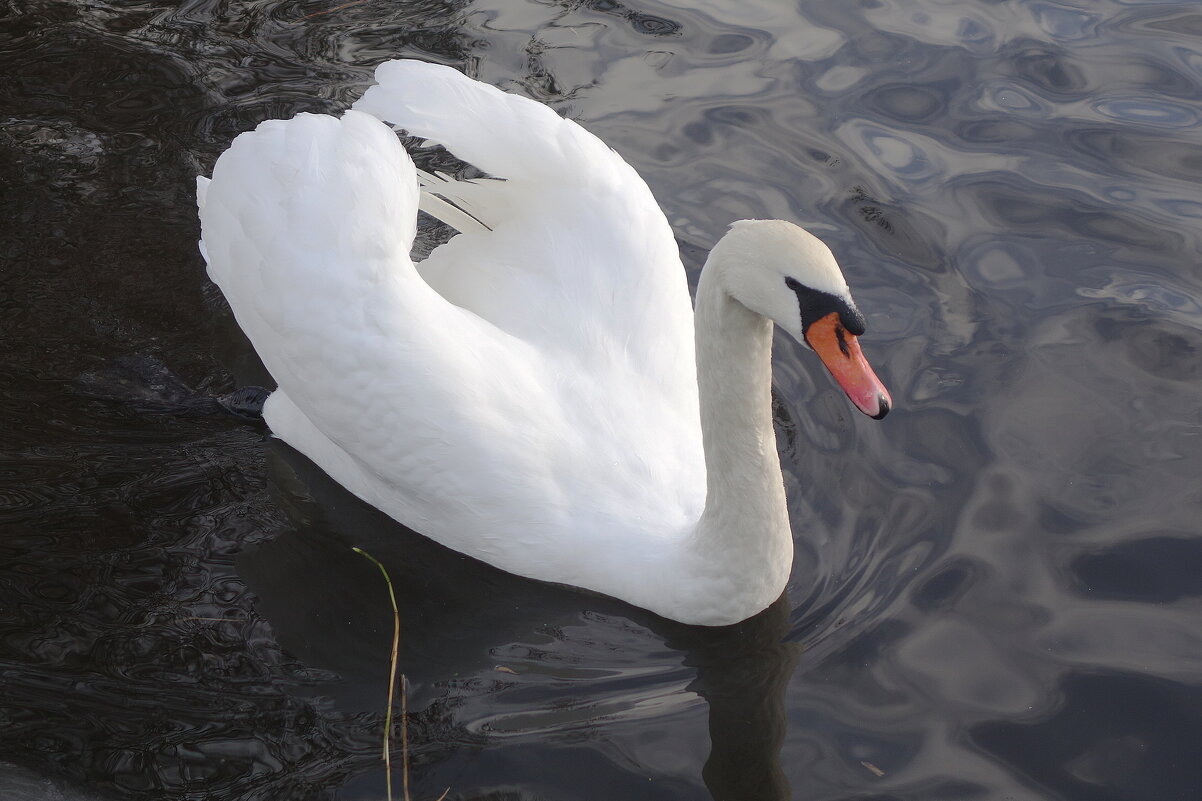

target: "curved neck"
[689,257,793,618]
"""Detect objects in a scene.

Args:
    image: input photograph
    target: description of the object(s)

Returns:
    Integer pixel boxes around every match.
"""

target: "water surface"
[3,1,1202,799]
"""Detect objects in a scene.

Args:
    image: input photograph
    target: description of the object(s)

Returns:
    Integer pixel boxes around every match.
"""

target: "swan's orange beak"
[807,312,892,419]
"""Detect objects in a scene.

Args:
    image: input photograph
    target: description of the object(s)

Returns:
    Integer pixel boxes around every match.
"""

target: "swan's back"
[197,61,706,586]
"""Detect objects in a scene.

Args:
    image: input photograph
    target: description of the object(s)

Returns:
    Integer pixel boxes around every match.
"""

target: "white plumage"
[198,60,890,625]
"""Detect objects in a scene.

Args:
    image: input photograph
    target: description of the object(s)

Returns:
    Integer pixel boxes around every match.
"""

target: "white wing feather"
[197,63,706,585]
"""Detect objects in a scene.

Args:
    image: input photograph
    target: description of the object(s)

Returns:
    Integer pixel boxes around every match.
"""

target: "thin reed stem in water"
[353,547,405,801]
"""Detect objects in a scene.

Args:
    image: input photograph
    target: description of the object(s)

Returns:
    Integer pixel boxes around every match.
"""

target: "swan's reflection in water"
[685,602,798,800]
[241,440,799,799]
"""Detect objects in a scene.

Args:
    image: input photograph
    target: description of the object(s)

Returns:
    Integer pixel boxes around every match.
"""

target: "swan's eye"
[786,276,868,341]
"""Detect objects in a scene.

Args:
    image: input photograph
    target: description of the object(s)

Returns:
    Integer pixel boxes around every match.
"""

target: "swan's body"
[197,61,890,626]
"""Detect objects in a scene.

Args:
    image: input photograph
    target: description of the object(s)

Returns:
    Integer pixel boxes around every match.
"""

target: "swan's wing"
[351,60,697,397]
[197,109,704,557]
[198,112,550,508]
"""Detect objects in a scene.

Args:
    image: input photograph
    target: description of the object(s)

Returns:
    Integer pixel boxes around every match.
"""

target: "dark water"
[3,0,1202,799]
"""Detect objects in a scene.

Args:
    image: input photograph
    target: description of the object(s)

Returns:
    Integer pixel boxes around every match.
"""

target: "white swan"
[196,60,890,626]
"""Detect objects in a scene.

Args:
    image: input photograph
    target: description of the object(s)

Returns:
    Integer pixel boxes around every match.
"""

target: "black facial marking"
[784,277,867,343]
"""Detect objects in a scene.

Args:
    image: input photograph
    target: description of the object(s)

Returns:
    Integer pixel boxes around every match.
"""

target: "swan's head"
[712,220,892,419]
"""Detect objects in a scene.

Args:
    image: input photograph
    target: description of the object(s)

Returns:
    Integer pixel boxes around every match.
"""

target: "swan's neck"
[690,257,793,616]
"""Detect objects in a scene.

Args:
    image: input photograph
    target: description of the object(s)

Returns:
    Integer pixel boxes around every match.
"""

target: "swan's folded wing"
[198,89,706,561]
[197,111,561,506]
[199,111,418,350]
[354,60,619,207]
[351,60,697,400]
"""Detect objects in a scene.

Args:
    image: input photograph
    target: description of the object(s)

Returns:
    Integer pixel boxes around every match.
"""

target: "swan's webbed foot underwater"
[74,354,268,421]
[214,385,270,419]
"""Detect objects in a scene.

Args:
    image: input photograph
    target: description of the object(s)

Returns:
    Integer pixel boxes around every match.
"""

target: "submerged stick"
[353,547,405,801]
[401,674,410,801]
